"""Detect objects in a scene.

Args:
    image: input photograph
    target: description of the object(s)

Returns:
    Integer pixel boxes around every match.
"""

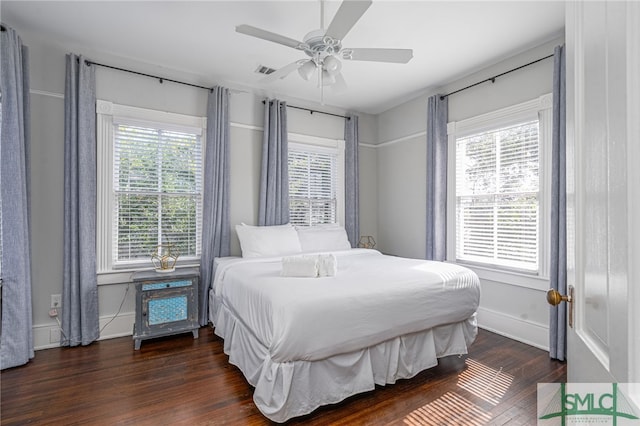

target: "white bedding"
[209,249,481,422]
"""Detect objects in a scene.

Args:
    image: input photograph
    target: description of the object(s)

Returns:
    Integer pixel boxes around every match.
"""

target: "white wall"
[375,37,563,350]
[19,23,560,351]
[22,32,377,349]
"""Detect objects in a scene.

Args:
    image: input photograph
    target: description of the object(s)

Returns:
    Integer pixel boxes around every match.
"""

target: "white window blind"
[288,146,338,226]
[113,120,202,264]
[455,120,539,272]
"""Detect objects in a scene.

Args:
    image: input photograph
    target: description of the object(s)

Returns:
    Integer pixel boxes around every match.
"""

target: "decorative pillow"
[296,225,352,253]
[235,223,302,258]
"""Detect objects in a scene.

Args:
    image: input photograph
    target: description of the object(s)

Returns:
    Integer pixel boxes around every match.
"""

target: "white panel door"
[565,0,639,397]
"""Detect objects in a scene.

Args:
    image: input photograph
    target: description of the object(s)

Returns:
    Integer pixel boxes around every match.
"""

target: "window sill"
[450,262,549,291]
[97,264,200,286]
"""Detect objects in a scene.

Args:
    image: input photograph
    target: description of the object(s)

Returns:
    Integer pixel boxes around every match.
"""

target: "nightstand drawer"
[142,280,192,291]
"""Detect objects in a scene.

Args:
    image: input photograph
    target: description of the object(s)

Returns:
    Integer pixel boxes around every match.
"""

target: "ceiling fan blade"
[259,61,305,83]
[324,0,372,41]
[331,73,348,93]
[342,48,413,63]
[236,24,305,50]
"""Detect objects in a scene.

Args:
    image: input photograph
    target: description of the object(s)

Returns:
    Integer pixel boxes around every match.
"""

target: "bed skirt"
[209,291,478,423]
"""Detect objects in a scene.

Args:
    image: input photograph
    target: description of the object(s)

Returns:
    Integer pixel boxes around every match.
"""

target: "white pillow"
[296,225,352,253]
[235,223,302,258]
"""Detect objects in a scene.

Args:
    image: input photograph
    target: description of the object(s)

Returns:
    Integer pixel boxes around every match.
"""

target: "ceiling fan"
[236,0,413,90]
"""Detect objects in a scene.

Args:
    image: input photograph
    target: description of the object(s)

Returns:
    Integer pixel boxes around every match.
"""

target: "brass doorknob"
[546,288,571,306]
[546,286,574,328]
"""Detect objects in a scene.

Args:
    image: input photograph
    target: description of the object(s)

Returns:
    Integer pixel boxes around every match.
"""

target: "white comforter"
[211,249,480,363]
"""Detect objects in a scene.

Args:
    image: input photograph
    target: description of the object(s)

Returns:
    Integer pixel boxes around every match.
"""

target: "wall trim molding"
[359,142,377,149]
[477,306,549,351]
[34,306,549,353]
[231,122,362,148]
[377,130,427,148]
[31,89,64,99]
[98,311,136,341]
[230,122,261,132]
[33,311,136,351]
[33,323,59,350]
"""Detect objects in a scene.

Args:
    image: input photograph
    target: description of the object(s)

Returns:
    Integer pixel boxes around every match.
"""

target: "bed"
[209,224,480,423]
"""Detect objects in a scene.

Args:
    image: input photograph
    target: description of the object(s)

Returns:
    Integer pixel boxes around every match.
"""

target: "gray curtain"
[0,26,34,369]
[259,99,289,226]
[199,86,230,325]
[62,54,99,346]
[426,94,448,261]
[344,114,359,247]
[549,45,567,361]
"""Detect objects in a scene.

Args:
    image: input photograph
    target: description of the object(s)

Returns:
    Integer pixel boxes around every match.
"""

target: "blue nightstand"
[132,268,199,350]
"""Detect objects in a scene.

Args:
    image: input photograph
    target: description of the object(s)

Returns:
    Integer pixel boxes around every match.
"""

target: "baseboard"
[34,307,548,352]
[476,306,549,351]
[98,311,136,340]
[33,311,135,351]
[33,323,61,350]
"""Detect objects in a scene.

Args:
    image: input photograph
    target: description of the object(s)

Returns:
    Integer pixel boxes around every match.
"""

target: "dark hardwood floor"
[1,327,565,425]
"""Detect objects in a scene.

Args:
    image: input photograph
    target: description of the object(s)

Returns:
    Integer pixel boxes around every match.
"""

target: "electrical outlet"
[50,328,61,344]
[51,294,62,309]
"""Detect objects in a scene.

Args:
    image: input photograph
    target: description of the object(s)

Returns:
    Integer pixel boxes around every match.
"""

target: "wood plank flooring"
[1,328,565,425]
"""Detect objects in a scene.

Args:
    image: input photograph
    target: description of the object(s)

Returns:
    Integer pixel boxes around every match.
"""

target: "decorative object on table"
[358,235,376,249]
[151,243,179,273]
[132,268,199,350]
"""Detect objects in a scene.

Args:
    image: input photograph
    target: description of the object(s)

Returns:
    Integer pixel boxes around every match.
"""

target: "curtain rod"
[262,100,348,120]
[440,53,554,100]
[84,59,215,92]
[83,60,348,119]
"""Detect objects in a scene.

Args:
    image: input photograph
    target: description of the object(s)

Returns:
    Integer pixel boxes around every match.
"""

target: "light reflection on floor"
[403,391,492,426]
[402,358,514,426]
[457,358,514,405]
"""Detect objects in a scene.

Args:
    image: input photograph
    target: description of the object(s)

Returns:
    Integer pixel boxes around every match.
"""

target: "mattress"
[209,249,481,422]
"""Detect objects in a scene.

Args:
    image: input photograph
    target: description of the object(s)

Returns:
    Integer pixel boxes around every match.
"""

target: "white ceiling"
[1,1,565,114]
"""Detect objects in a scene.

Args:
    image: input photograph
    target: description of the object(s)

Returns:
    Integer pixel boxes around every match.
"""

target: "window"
[456,120,539,271]
[113,121,202,263]
[97,101,206,272]
[288,135,345,227]
[447,95,552,278]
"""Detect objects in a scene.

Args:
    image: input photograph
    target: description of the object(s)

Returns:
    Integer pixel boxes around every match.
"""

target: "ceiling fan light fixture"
[322,70,336,86]
[237,0,410,94]
[298,60,316,81]
[323,55,342,76]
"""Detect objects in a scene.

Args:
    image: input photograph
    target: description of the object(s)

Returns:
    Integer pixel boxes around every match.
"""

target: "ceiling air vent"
[255,65,276,75]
